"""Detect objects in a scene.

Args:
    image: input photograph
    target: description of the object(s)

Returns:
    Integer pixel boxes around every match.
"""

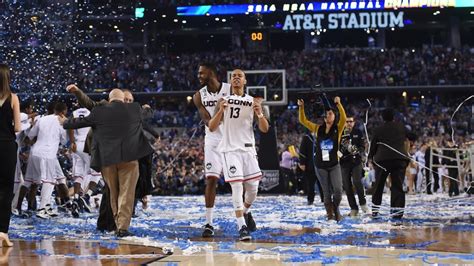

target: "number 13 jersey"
[218,94,256,155]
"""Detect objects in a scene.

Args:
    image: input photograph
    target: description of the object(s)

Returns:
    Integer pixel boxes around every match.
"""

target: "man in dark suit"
[62,89,154,237]
[368,108,409,219]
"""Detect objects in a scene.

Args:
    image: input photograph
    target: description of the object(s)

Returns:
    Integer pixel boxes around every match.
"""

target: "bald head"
[109,89,125,102]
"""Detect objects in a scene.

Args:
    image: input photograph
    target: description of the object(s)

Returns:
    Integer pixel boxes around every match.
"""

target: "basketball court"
[5,193,474,265]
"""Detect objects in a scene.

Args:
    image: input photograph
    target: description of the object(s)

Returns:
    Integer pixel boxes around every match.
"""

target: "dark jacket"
[340,127,365,166]
[368,121,409,163]
[72,89,107,156]
[299,133,316,174]
[63,101,154,169]
[72,88,158,169]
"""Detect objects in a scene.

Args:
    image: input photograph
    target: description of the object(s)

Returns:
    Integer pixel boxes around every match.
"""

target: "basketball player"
[11,112,32,215]
[209,69,269,241]
[20,103,79,218]
[68,106,96,212]
[193,63,231,237]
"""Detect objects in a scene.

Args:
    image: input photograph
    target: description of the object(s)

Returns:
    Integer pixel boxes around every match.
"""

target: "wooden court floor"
[2,225,472,265]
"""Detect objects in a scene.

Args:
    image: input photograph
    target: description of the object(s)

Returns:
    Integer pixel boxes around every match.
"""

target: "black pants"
[281,168,297,195]
[0,140,16,233]
[341,162,366,211]
[136,154,153,199]
[372,160,408,219]
[426,167,440,194]
[448,168,459,196]
[304,171,324,204]
[97,184,116,232]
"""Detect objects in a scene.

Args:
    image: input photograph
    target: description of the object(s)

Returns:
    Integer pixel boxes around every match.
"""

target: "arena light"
[186,96,193,103]
[162,14,167,18]
[135,7,145,18]
[402,91,407,97]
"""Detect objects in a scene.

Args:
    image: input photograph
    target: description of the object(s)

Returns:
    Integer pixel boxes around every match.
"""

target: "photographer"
[340,116,368,217]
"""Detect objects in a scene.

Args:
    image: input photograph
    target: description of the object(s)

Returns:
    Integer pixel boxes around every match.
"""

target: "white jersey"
[28,114,67,159]
[72,108,91,143]
[200,82,231,146]
[218,94,257,155]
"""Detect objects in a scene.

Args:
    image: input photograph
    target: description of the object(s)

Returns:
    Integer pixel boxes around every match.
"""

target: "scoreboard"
[245,31,268,53]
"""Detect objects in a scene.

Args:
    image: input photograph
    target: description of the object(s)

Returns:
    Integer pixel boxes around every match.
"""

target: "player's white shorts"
[82,170,102,191]
[72,142,91,181]
[204,144,223,179]
[24,155,66,185]
[222,151,262,183]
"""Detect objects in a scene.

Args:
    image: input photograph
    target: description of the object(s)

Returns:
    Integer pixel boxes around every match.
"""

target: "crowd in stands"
[2,2,473,93]
[2,46,473,93]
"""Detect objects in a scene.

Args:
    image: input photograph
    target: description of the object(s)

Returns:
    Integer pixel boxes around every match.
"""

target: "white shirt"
[200,82,231,146]
[28,115,67,159]
[218,94,256,154]
[72,108,91,143]
[415,150,425,166]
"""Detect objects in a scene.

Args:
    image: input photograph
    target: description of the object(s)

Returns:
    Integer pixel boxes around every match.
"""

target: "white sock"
[243,206,249,214]
[237,216,246,229]
[205,208,214,225]
[86,190,93,196]
[39,183,55,210]
[74,193,80,200]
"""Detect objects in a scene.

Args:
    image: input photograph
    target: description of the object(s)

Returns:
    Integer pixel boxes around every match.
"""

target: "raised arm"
[66,84,102,110]
[253,98,269,133]
[298,99,319,133]
[335,96,347,133]
[208,98,226,132]
[192,91,212,127]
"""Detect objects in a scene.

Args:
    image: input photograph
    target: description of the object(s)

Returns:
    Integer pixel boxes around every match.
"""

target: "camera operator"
[340,115,368,217]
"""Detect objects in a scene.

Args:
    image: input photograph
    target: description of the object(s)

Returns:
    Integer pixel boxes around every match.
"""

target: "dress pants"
[341,162,367,211]
[101,160,139,231]
[372,159,408,219]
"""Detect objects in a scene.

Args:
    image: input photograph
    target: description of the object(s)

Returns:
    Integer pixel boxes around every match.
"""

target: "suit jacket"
[64,101,154,169]
[72,88,158,169]
[368,121,409,163]
[72,89,107,156]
